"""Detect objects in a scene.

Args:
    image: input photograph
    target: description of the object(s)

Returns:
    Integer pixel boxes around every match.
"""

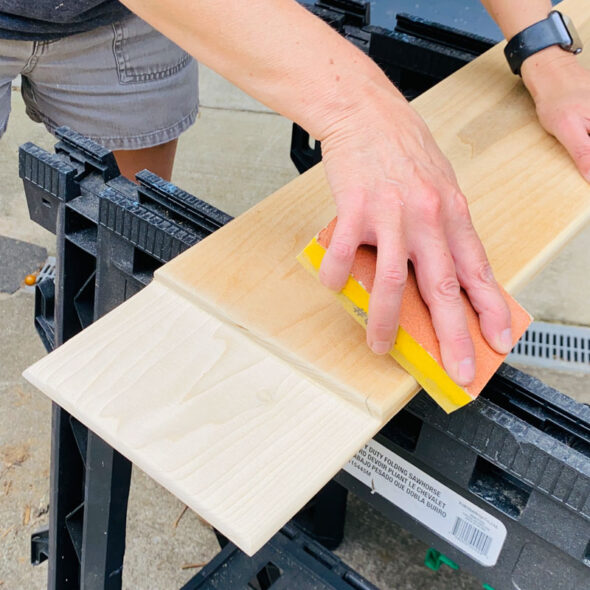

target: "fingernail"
[457,357,475,385]
[371,341,392,355]
[499,328,513,353]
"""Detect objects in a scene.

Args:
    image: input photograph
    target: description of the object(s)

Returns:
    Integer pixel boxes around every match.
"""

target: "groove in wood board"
[157,165,420,419]
[24,0,590,557]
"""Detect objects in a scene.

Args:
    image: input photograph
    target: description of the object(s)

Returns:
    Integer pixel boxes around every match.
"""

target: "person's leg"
[21,15,198,181]
[0,40,36,141]
[113,138,178,181]
[0,76,12,139]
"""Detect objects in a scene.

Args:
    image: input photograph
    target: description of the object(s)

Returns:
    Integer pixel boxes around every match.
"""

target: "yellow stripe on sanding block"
[297,238,473,413]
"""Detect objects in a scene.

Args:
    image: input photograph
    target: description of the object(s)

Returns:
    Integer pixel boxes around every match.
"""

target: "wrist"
[294,48,405,143]
[521,45,580,99]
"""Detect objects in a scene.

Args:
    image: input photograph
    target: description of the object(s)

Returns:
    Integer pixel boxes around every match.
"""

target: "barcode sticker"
[343,439,507,566]
[451,517,492,556]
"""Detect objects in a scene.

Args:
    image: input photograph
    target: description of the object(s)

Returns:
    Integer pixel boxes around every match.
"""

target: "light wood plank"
[24,281,382,554]
[24,0,590,555]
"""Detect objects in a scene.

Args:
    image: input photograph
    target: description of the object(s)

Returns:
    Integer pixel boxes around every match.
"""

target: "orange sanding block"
[297,219,532,413]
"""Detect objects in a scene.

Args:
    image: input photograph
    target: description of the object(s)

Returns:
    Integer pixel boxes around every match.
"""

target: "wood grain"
[24,0,590,555]
[24,282,381,554]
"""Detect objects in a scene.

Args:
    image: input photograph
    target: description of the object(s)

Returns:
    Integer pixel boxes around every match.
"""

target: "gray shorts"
[0,13,199,150]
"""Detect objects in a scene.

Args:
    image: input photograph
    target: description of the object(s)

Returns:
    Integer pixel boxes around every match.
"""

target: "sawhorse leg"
[48,405,132,590]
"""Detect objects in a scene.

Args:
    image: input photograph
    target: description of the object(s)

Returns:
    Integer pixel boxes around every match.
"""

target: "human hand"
[317,82,513,386]
[522,47,590,180]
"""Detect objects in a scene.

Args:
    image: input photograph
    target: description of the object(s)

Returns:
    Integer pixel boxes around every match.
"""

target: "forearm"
[481,0,552,38]
[119,0,400,140]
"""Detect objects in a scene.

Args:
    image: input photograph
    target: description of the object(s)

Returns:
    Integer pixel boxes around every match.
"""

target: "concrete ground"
[1,65,589,590]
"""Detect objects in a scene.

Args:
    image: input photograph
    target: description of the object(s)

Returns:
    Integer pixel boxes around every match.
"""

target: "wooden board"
[25,0,590,556]
[26,282,381,553]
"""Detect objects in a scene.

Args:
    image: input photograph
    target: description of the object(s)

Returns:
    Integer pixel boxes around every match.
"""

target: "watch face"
[561,14,584,53]
[550,11,583,53]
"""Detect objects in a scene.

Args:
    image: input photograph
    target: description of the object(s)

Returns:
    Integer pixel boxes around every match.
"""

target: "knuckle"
[430,276,461,304]
[449,330,473,350]
[372,320,398,335]
[418,189,443,226]
[471,260,496,288]
[378,266,407,291]
[449,190,471,220]
[329,239,355,262]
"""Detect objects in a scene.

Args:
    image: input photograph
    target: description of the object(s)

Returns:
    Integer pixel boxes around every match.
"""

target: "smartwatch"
[504,10,583,76]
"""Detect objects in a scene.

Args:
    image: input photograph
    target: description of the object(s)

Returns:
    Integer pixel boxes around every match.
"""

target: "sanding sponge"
[297,219,532,413]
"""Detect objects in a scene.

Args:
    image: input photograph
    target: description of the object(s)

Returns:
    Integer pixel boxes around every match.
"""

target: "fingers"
[319,212,361,291]
[444,194,513,356]
[319,183,503,388]
[410,224,476,386]
[550,114,590,181]
[366,228,407,355]
[318,124,513,388]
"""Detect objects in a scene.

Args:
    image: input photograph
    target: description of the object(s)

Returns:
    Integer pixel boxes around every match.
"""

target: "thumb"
[551,115,590,181]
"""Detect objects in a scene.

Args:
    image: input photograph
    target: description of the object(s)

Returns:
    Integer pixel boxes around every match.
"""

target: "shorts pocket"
[113,15,191,84]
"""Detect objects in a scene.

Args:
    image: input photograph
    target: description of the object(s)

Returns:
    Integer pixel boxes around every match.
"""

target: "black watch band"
[504,11,583,76]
